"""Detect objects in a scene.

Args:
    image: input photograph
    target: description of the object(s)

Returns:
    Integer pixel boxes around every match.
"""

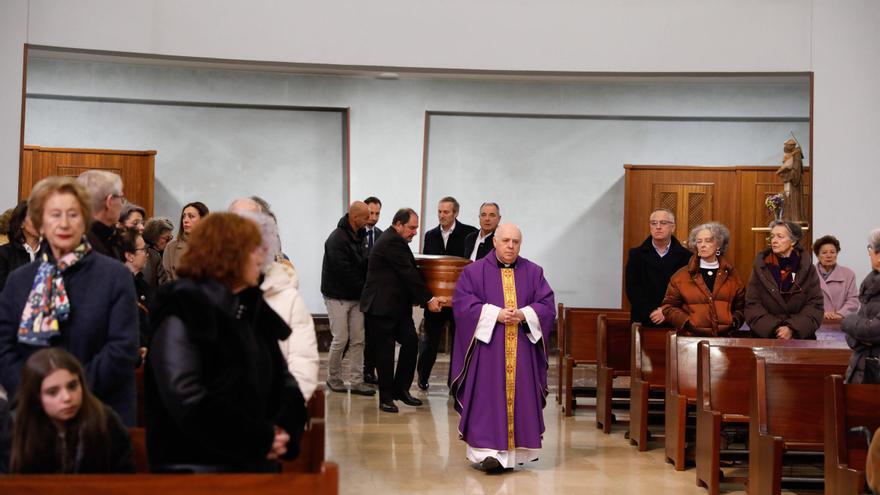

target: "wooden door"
[20,146,156,217]
[652,183,714,248]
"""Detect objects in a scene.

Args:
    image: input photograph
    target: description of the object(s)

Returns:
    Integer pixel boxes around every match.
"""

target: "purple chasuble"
[450,250,555,451]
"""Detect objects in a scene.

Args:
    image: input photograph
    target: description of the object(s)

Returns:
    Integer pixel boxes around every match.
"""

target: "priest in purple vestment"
[450,223,555,473]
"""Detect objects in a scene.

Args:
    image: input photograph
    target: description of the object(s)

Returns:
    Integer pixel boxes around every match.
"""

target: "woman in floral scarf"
[0,176,139,425]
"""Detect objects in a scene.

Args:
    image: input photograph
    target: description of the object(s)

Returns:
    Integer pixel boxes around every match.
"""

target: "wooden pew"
[596,315,634,433]
[629,323,672,451]
[131,388,326,474]
[0,463,340,494]
[748,346,852,495]
[665,333,704,470]
[824,374,880,495]
[282,387,326,473]
[561,306,628,416]
[694,339,849,495]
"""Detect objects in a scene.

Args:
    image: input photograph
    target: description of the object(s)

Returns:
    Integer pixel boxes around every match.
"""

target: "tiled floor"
[321,353,818,495]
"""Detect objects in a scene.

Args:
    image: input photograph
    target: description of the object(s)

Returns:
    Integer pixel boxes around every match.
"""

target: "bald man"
[451,223,555,473]
[320,202,375,396]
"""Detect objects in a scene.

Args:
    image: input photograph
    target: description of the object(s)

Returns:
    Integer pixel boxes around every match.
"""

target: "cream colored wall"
[2,0,879,281]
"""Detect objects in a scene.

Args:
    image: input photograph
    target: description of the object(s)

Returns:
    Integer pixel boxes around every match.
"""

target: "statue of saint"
[776,137,806,222]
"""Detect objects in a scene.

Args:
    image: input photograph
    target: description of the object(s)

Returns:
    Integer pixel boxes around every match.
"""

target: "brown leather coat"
[661,255,745,337]
[744,247,824,339]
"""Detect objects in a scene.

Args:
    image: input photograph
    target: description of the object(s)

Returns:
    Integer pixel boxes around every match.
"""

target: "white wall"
[0,0,27,204]
[2,0,879,295]
[811,0,880,282]
[24,58,808,307]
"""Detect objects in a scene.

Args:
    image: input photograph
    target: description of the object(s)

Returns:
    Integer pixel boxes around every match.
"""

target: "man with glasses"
[625,208,690,327]
[77,170,127,261]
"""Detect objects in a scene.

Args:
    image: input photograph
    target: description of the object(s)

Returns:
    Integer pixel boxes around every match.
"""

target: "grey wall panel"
[424,114,810,307]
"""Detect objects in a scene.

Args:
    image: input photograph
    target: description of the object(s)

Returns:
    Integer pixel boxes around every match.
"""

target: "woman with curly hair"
[145,212,306,472]
[661,222,746,336]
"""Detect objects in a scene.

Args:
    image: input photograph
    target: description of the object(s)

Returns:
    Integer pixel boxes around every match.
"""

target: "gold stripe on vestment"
[501,267,518,451]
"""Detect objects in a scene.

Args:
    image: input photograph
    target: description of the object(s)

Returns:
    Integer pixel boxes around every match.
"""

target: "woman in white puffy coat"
[262,260,319,401]
[234,208,319,402]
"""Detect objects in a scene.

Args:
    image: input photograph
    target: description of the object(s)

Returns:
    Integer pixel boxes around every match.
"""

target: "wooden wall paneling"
[20,146,156,217]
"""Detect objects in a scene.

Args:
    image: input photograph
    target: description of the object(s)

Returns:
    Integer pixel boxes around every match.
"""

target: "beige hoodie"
[261,262,319,401]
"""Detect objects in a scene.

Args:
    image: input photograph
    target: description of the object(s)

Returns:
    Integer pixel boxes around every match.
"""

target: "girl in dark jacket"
[841,229,880,384]
[745,220,824,339]
[9,348,134,473]
[662,222,745,336]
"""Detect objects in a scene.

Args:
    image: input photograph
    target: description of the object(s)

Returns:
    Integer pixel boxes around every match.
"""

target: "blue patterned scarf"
[18,239,91,346]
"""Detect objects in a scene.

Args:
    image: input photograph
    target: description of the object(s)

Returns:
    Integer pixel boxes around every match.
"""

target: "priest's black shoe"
[478,457,505,474]
[379,401,399,413]
[392,391,423,406]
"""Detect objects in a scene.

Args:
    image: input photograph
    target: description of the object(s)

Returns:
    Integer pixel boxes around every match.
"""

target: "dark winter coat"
[320,214,368,301]
[0,249,139,425]
[744,247,824,339]
[423,220,478,258]
[360,227,433,318]
[625,235,691,326]
[0,240,42,291]
[842,271,880,383]
[145,278,306,472]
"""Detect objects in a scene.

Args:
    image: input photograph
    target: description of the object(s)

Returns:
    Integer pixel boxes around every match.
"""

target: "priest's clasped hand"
[496,308,525,325]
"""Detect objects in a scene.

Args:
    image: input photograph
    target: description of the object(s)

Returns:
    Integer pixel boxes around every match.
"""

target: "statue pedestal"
[413,254,471,307]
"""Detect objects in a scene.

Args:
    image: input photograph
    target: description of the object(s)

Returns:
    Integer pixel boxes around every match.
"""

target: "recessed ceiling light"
[376,72,399,80]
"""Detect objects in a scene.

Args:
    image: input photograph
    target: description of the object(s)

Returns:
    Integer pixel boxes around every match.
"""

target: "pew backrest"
[667,334,703,399]
[825,375,880,475]
[699,338,850,416]
[597,315,633,371]
[565,307,627,363]
[751,347,852,445]
[631,323,671,386]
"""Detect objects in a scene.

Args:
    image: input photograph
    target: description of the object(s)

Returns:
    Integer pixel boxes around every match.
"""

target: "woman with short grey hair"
[841,229,880,383]
[744,220,824,339]
[662,222,745,336]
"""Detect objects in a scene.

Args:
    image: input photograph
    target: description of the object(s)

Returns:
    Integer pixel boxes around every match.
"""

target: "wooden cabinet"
[622,165,811,308]
[20,146,156,217]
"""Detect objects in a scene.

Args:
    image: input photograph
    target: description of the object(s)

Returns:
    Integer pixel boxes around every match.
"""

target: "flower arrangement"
[765,193,784,219]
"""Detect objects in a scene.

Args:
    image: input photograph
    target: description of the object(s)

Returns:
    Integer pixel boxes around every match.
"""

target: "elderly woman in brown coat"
[662,222,745,336]
[745,220,824,339]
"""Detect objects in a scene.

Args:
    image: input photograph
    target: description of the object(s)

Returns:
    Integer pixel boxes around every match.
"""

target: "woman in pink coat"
[814,235,860,321]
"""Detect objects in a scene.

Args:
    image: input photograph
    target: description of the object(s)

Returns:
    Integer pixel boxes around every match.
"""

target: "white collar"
[699,258,720,269]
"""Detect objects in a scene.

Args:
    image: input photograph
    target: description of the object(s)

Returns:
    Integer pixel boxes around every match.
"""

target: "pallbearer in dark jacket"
[362,196,383,385]
[320,202,374,396]
[418,196,478,390]
[745,220,823,339]
[625,208,691,327]
[361,208,442,413]
[463,202,501,261]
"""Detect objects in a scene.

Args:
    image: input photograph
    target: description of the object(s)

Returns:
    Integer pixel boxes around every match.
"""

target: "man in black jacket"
[418,197,477,390]
[321,201,375,396]
[462,202,501,261]
[361,208,441,413]
[625,208,691,327]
